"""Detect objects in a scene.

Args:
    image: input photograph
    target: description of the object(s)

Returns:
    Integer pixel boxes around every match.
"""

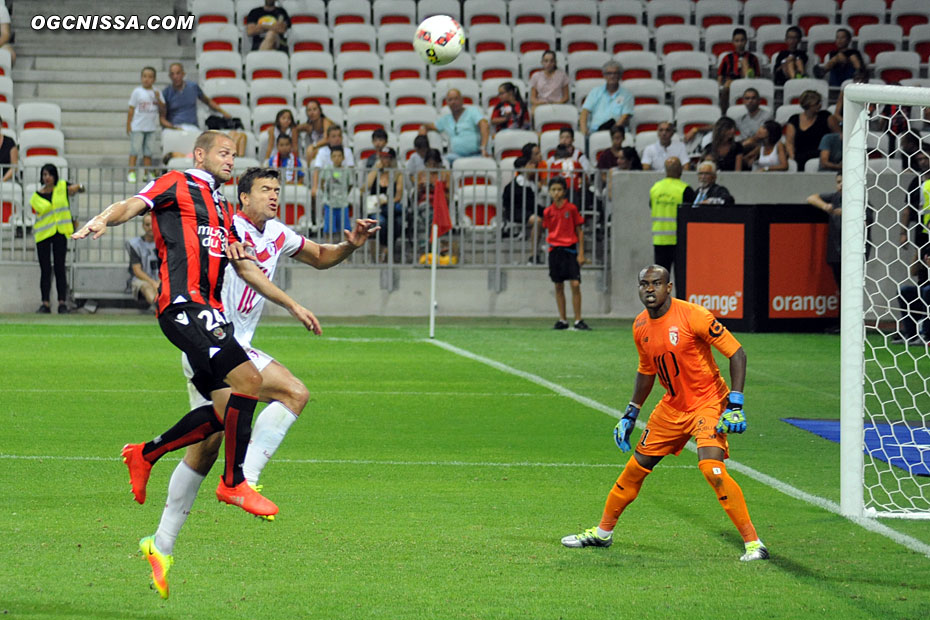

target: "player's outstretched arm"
[231,258,322,335]
[71,197,148,240]
[294,218,380,269]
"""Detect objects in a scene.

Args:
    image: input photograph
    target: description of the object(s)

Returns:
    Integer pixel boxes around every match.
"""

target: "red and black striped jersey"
[135,168,239,315]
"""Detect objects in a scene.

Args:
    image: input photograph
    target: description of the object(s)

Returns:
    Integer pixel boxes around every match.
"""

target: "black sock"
[141,405,222,463]
[223,393,257,486]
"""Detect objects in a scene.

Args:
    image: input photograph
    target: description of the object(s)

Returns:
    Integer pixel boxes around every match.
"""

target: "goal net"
[842,83,930,520]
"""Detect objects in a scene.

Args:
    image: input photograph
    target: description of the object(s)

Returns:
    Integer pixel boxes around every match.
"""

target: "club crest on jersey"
[212,325,227,340]
[198,225,229,258]
[668,326,679,346]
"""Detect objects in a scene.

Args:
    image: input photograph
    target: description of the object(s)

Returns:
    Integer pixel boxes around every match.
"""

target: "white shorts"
[181,346,274,409]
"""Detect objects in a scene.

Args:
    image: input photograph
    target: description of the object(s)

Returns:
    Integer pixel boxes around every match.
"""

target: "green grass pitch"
[1,317,929,619]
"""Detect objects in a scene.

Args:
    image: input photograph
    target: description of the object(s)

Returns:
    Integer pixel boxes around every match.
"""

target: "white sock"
[242,402,298,486]
[596,527,613,539]
[154,461,205,555]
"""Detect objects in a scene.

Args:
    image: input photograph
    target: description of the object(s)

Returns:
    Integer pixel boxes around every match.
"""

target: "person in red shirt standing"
[543,177,589,331]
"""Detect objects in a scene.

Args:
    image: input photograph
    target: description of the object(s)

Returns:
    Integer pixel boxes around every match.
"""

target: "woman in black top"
[703,117,744,171]
[0,114,17,182]
[785,90,840,169]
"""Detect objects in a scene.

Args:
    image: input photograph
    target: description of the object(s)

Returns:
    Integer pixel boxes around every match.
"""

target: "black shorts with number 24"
[158,302,251,399]
[548,245,581,283]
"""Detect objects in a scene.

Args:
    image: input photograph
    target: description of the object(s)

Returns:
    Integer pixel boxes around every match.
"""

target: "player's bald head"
[639,264,670,284]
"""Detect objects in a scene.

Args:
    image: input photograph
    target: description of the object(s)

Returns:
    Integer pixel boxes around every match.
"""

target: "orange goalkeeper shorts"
[636,398,730,458]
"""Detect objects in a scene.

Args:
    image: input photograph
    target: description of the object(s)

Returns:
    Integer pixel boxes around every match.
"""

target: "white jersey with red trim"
[222,213,305,346]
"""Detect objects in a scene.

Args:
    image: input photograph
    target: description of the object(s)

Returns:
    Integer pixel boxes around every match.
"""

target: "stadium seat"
[857,25,904,64]
[508,0,552,27]
[336,52,381,80]
[534,104,579,133]
[755,24,790,60]
[397,130,443,160]
[452,157,498,188]
[791,0,836,36]
[194,23,239,55]
[288,23,329,54]
[464,0,507,27]
[655,25,701,57]
[250,105,287,134]
[841,0,884,36]
[662,51,710,83]
[21,156,67,187]
[295,79,340,107]
[328,0,370,28]
[805,25,840,63]
[872,51,921,84]
[782,78,829,105]
[430,51,474,81]
[728,79,774,107]
[702,24,737,58]
[539,130,561,158]
[674,104,720,135]
[202,78,249,106]
[646,0,691,30]
[614,51,659,80]
[388,79,434,107]
[891,0,930,36]
[197,51,243,80]
[742,0,789,32]
[694,0,740,30]
[290,51,333,81]
[553,0,598,30]
[341,79,387,108]
[0,102,15,130]
[382,51,427,80]
[352,130,398,163]
[0,49,10,78]
[333,24,376,54]
[436,78,480,106]
[573,78,606,107]
[393,105,439,135]
[16,102,61,132]
[512,24,557,55]
[568,51,611,81]
[634,131,659,154]
[672,79,719,108]
[282,0,325,25]
[417,0,461,22]
[480,78,527,108]
[631,105,674,135]
[605,25,649,54]
[561,24,603,54]
[623,79,666,105]
[493,129,538,161]
[234,0,261,27]
[373,0,415,25]
[281,184,311,228]
[599,0,643,27]
[346,105,392,135]
[468,24,512,54]
[458,184,500,231]
[909,24,930,63]
[17,129,64,158]
[192,0,234,25]
[773,104,802,125]
[520,50,567,81]
[587,130,613,161]
[0,181,23,227]
[475,51,520,81]
[320,105,344,129]
[244,50,288,80]
[378,24,417,55]
[221,104,252,133]
[162,129,199,158]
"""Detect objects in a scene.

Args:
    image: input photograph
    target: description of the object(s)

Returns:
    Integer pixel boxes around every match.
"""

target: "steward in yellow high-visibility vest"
[31,179,74,242]
[648,157,695,276]
[921,178,930,231]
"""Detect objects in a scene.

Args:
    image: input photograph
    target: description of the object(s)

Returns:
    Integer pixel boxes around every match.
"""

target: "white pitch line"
[427,339,930,559]
[0,332,412,344]
[4,388,554,398]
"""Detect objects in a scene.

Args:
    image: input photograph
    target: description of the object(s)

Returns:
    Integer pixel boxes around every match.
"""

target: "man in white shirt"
[641,122,692,171]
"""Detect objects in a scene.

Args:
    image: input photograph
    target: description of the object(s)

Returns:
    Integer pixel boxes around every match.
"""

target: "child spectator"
[268,134,304,184]
[319,146,351,236]
[491,82,530,133]
[717,28,760,109]
[127,66,162,183]
[265,108,295,160]
[365,128,389,169]
[543,177,589,331]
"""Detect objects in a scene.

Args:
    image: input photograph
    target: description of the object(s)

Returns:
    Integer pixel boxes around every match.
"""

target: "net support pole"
[839,84,871,519]
[429,223,439,339]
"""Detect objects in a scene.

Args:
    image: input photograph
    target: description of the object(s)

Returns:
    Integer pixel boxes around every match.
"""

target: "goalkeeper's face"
[638,267,672,315]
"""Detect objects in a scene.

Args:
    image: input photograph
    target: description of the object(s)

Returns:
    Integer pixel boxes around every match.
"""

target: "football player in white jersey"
[139,167,378,599]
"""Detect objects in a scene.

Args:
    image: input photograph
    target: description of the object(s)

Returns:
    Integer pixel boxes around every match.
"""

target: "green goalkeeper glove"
[613,403,640,452]
[715,391,746,434]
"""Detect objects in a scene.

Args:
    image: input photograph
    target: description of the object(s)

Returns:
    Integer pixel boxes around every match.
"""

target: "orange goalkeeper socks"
[699,459,758,543]
[598,456,652,532]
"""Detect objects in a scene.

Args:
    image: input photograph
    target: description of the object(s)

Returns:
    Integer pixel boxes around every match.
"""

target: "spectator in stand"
[502,155,543,261]
[703,117,744,172]
[366,147,405,261]
[748,121,788,172]
[0,113,18,183]
[642,122,691,171]
[491,82,530,133]
[548,127,593,173]
[364,128,389,169]
[296,99,335,163]
[419,88,489,161]
[406,134,432,182]
[160,63,230,133]
[319,145,352,236]
[126,212,159,311]
[893,250,930,345]
[717,28,760,109]
[595,125,626,171]
[691,161,734,207]
[773,26,808,86]
[311,125,355,200]
[264,108,295,160]
[579,60,634,136]
[268,134,304,184]
[785,90,839,169]
[521,141,548,188]
[529,50,570,115]
[816,28,866,87]
[618,146,643,171]
[734,88,772,152]
[246,0,291,52]
[127,67,164,183]
[0,2,14,65]
[818,131,843,172]
[899,149,929,248]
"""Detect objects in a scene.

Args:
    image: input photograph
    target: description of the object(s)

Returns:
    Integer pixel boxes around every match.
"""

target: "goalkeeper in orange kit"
[561,264,768,561]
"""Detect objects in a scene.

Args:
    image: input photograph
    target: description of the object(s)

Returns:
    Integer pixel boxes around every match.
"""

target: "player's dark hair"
[237,167,280,202]
[40,163,59,186]
[548,176,566,189]
[732,27,747,39]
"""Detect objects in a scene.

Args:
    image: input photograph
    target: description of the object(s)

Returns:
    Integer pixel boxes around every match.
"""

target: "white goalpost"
[842,83,930,520]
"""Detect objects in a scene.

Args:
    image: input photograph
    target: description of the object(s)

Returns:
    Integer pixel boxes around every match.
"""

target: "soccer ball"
[413,15,465,66]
